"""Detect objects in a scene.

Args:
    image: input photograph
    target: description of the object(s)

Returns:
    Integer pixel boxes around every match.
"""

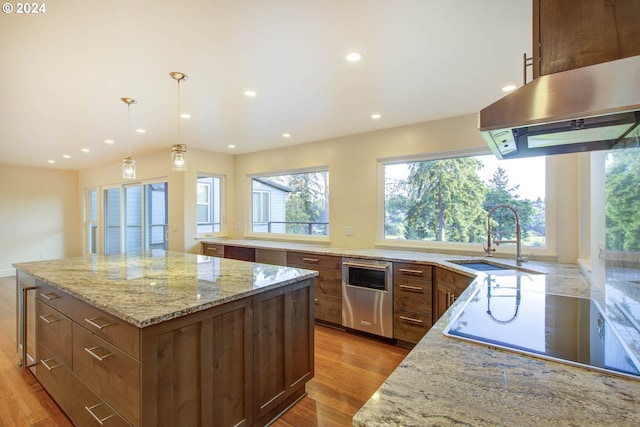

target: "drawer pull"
[399,268,424,275]
[399,284,423,291]
[302,257,319,263]
[84,346,113,362]
[41,292,60,301]
[399,315,423,324]
[85,317,113,330]
[39,314,60,324]
[41,358,61,371]
[85,403,115,425]
[314,298,319,302]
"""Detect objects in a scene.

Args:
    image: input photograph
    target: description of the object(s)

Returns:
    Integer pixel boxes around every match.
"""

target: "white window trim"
[376,148,557,260]
[245,166,330,243]
[195,173,226,238]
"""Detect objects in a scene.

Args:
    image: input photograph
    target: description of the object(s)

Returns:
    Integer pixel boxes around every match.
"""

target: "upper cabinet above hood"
[478,55,640,159]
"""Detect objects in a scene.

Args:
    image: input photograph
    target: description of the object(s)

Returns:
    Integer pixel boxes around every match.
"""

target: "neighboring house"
[252,178,293,233]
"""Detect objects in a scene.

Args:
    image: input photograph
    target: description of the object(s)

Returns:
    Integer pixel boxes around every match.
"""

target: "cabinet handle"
[41,292,60,301]
[302,257,319,263]
[399,284,423,291]
[399,268,424,275]
[85,403,115,425]
[85,317,113,330]
[84,346,113,362]
[39,314,60,324]
[447,292,457,307]
[314,298,319,303]
[41,358,61,371]
[399,315,423,324]
[207,247,218,251]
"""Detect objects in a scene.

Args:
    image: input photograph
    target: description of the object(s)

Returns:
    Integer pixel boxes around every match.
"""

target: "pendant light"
[170,71,188,171]
[121,97,137,179]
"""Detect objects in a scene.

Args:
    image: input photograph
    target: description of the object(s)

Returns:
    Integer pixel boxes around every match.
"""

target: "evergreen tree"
[605,148,640,251]
[404,158,487,242]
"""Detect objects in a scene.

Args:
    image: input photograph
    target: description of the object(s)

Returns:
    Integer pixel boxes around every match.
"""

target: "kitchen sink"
[450,260,543,275]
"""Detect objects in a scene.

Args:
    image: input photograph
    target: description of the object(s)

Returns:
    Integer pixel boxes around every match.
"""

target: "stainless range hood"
[478,55,640,159]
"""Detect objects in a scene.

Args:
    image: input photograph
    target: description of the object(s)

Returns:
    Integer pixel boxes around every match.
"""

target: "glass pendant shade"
[122,156,136,179]
[171,144,187,171]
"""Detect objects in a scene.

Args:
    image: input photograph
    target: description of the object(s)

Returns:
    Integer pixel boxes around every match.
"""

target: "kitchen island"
[14,250,317,427]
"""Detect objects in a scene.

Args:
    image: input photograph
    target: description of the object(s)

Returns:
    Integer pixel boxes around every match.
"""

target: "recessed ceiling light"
[227,144,236,149]
[502,84,517,92]
[136,129,146,134]
[47,160,55,164]
[244,90,257,97]
[81,148,90,153]
[62,154,71,159]
[104,139,114,144]
[346,52,362,62]
[180,113,191,119]
[282,133,291,138]
[371,113,382,119]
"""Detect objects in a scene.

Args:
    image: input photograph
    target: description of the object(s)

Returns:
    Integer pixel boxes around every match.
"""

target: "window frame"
[246,166,330,242]
[195,173,225,238]
[376,148,556,258]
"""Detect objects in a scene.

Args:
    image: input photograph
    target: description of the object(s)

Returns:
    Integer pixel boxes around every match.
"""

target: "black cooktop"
[444,275,640,379]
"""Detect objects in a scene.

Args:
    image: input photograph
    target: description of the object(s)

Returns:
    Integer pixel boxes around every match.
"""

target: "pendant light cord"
[177,78,182,143]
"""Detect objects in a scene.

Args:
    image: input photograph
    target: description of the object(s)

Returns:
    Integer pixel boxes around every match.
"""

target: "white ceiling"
[0,0,532,171]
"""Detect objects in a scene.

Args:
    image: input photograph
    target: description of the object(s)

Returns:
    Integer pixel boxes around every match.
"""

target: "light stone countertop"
[204,238,640,426]
[13,250,318,328]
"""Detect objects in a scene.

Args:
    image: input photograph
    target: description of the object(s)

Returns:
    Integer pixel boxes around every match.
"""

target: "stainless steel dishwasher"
[342,258,393,338]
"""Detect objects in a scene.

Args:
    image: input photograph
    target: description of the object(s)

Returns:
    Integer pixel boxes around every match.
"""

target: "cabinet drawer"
[73,323,140,426]
[394,278,432,312]
[36,342,76,420]
[312,268,342,297]
[393,262,432,281]
[202,243,224,256]
[36,300,72,367]
[313,293,342,324]
[394,309,432,344]
[287,252,342,269]
[36,281,140,359]
[68,298,140,359]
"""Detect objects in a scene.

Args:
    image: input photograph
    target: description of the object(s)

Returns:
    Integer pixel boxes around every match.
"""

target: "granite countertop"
[13,250,317,328]
[353,271,640,426]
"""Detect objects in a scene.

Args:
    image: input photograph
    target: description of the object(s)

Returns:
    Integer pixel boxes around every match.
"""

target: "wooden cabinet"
[433,267,474,322]
[287,251,342,326]
[533,0,640,77]
[393,262,432,347]
[35,282,131,426]
[253,280,314,425]
[202,242,224,257]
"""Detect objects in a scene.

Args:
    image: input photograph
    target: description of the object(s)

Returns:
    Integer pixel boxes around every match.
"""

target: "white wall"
[234,114,580,263]
[0,164,80,276]
[77,148,235,255]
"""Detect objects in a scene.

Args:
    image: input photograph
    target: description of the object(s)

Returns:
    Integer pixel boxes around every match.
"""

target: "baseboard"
[0,268,15,278]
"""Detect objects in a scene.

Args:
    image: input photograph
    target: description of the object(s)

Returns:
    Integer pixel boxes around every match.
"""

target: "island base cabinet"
[141,299,253,427]
[253,280,314,426]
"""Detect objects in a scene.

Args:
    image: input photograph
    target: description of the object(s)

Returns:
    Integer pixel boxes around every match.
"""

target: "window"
[103,180,169,254]
[85,188,98,254]
[383,154,545,247]
[196,174,223,235]
[250,170,329,236]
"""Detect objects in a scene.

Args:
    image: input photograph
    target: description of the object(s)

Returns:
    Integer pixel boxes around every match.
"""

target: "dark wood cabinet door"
[534,0,640,77]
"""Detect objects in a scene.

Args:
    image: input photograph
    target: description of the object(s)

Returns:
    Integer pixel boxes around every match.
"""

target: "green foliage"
[272,171,329,235]
[385,156,545,247]
[403,157,487,242]
[605,148,640,251]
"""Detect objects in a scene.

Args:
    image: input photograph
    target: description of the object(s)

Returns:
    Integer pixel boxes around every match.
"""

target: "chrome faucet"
[484,204,529,266]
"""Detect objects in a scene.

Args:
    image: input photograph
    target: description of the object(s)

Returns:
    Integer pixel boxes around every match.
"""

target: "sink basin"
[449,260,543,275]
[452,261,511,271]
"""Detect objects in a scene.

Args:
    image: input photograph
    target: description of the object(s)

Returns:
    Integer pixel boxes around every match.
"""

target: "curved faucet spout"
[485,204,527,266]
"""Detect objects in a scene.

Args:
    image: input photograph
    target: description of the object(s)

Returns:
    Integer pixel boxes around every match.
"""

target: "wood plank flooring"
[0,276,408,426]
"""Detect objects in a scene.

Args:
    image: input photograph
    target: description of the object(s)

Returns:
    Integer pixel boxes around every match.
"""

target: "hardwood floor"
[0,276,408,426]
